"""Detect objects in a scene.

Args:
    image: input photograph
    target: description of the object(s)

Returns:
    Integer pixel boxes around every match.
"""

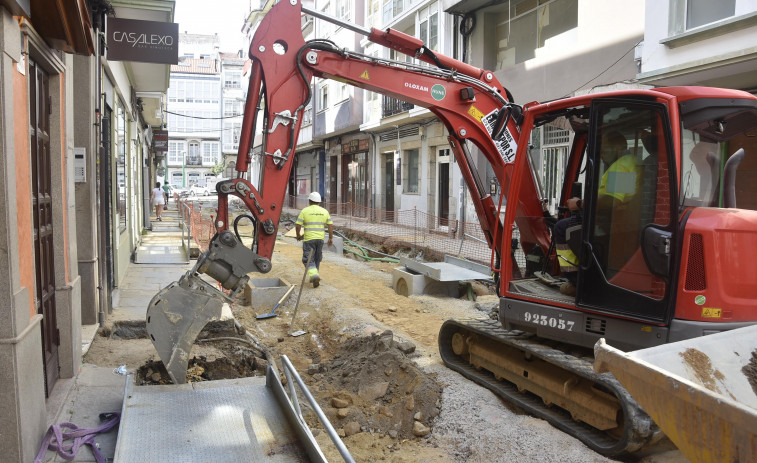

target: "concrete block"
[325,235,343,255]
[392,267,459,297]
[243,278,292,310]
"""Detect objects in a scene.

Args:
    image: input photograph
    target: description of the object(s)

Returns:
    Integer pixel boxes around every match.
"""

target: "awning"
[29,0,94,55]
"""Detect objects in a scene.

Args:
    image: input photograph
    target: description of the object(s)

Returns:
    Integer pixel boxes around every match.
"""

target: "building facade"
[166,34,223,189]
[0,0,174,461]
[638,0,757,91]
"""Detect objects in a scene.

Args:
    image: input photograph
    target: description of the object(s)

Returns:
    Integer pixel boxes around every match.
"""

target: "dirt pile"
[305,330,442,440]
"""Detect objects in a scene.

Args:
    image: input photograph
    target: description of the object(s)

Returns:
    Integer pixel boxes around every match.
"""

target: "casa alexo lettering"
[112,31,174,48]
[107,18,178,65]
[404,82,429,92]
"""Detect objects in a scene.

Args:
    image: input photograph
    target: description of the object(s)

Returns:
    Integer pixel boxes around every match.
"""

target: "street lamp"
[181,151,186,188]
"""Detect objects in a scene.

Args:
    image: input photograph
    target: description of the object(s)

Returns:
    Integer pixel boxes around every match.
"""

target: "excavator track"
[439,318,661,457]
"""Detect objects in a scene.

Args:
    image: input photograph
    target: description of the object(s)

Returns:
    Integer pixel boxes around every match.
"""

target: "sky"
[174,0,253,53]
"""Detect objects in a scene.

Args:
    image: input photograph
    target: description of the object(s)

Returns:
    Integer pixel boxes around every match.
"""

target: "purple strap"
[34,412,120,463]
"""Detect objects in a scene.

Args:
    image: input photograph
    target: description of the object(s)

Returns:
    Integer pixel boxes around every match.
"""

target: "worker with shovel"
[295,192,333,287]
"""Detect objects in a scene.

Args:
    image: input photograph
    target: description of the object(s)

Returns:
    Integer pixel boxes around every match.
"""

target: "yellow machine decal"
[701,307,722,318]
[360,70,370,80]
[468,105,485,122]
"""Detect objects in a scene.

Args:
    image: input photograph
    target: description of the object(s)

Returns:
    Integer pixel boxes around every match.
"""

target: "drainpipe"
[94,15,107,327]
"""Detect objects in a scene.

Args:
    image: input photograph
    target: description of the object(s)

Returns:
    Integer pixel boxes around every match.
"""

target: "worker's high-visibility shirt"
[598,154,643,202]
[296,205,332,241]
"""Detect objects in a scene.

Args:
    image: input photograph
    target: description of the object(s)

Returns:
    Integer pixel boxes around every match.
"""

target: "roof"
[171,58,219,74]
[219,52,247,63]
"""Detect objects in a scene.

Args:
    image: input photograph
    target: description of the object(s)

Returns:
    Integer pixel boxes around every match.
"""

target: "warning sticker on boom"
[481,109,517,163]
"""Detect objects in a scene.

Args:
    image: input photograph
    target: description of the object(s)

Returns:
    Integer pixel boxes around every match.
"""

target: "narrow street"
[78,210,686,463]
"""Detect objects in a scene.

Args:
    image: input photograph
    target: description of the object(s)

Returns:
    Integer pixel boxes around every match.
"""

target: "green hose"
[338,232,400,263]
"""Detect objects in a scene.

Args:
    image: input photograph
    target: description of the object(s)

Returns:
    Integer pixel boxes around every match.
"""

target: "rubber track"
[438,318,659,457]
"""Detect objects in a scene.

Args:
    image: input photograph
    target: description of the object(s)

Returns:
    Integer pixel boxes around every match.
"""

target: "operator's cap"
[309,191,322,203]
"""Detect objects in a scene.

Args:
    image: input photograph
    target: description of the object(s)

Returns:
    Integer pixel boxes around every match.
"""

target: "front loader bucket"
[146,273,227,384]
[594,325,757,463]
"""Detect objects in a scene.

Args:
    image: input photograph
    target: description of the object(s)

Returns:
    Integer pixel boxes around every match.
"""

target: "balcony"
[185,156,202,166]
[382,96,414,118]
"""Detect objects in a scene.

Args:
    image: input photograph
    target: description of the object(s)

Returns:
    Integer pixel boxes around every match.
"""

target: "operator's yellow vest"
[296,205,332,241]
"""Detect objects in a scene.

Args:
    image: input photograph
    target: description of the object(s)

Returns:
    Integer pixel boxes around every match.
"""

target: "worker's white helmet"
[309,191,322,203]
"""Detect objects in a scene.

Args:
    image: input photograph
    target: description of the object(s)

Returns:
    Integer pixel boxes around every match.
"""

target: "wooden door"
[30,61,58,396]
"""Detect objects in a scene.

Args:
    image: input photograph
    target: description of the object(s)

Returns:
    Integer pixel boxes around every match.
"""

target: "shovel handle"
[289,249,314,333]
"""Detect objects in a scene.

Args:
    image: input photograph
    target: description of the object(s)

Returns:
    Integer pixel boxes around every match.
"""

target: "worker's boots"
[308,267,321,288]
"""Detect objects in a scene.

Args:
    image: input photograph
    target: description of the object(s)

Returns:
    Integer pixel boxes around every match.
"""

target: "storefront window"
[116,103,126,232]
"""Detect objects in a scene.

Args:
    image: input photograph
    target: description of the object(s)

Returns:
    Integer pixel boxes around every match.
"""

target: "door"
[384,153,394,219]
[577,100,676,323]
[329,158,337,212]
[438,150,450,225]
[30,61,58,396]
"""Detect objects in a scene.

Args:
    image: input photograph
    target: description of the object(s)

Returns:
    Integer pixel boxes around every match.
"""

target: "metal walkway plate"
[400,255,491,281]
[114,376,309,462]
[135,233,189,264]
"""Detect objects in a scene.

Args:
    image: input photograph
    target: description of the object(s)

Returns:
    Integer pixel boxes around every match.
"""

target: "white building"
[166,35,223,188]
[220,51,247,178]
[638,0,757,91]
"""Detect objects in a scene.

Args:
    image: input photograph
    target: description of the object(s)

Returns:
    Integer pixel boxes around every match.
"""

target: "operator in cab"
[295,192,333,287]
[555,130,641,296]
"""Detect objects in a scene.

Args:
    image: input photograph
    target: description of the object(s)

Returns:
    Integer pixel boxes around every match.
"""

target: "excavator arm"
[146,0,547,384]
[215,0,546,259]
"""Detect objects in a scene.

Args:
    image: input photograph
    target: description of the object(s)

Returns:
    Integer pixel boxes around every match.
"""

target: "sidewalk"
[40,208,192,463]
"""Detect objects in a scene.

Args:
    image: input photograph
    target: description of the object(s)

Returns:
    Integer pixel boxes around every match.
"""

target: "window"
[224,121,242,151]
[202,142,220,164]
[494,0,578,70]
[336,82,349,103]
[116,103,127,231]
[302,105,313,126]
[336,0,350,20]
[188,172,200,185]
[224,100,239,117]
[686,0,735,29]
[171,172,183,186]
[224,70,241,88]
[418,3,438,52]
[403,149,420,193]
[318,83,329,111]
[225,161,236,178]
[168,141,185,164]
[187,142,201,165]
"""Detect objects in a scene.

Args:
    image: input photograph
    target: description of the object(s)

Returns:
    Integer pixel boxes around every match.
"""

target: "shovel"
[256,283,295,320]
[289,248,314,337]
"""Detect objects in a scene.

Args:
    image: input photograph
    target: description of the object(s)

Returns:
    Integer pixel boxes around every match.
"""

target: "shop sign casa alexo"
[107,18,179,65]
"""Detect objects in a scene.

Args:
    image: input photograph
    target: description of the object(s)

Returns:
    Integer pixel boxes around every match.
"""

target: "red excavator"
[146,0,757,457]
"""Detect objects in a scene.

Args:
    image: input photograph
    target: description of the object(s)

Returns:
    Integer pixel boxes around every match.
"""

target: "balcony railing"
[382,96,414,118]
[185,156,202,166]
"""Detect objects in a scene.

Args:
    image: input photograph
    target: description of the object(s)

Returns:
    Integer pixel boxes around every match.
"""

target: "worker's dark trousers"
[302,239,324,270]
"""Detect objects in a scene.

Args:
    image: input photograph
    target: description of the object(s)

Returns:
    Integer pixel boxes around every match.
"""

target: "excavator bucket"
[594,325,757,463]
[146,272,229,384]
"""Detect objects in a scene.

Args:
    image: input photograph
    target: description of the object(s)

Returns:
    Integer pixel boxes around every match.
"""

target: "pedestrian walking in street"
[161,183,172,209]
[295,192,333,287]
[150,182,165,222]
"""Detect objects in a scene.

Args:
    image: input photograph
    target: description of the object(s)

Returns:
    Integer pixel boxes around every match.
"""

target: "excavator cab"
[501,89,757,351]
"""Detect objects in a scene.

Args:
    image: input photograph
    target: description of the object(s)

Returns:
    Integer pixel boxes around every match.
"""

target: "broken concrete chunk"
[379,406,393,418]
[396,340,416,354]
[358,381,390,401]
[413,421,430,437]
[331,397,350,408]
[413,411,422,421]
[405,395,415,411]
[344,421,361,437]
[336,408,350,419]
[308,363,321,375]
